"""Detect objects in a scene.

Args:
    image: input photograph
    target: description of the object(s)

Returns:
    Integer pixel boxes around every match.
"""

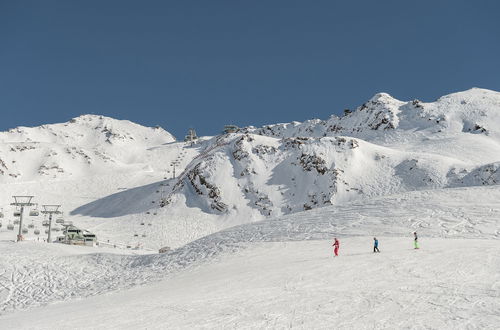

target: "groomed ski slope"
[0,186,499,329]
[1,238,499,329]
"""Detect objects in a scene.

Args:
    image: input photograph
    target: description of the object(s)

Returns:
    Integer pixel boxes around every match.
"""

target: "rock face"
[164,88,500,221]
[0,115,175,182]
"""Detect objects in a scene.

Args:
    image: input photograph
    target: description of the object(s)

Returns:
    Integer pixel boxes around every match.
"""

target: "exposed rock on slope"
[245,88,500,139]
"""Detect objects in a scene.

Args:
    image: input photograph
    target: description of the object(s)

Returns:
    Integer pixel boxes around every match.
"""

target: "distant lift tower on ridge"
[184,128,198,144]
[11,196,35,242]
[41,205,62,243]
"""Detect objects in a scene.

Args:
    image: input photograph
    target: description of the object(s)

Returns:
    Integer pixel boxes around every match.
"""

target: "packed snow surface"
[1,237,499,330]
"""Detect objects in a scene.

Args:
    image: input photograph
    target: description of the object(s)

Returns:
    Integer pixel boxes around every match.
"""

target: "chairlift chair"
[140,222,145,225]
[29,205,40,216]
[42,220,49,227]
[45,229,49,234]
[22,227,28,234]
[13,211,21,217]
[141,233,146,237]
[51,227,59,232]
[34,229,40,235]
[28,222,34,229]
[7,223,14,230]
[148,223,152,226]
[134,233,138,237]
[13,219,20,225]
[56,218,64,224]
[0,209,4,218]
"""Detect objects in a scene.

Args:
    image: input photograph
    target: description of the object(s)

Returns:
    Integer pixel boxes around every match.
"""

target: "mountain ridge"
[2,88,500,248]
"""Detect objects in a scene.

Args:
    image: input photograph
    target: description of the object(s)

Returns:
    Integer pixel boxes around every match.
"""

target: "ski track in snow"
[0,238,499,329]
[0,186,499,317]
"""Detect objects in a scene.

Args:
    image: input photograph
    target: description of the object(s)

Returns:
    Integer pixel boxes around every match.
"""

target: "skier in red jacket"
[332,238,340,256]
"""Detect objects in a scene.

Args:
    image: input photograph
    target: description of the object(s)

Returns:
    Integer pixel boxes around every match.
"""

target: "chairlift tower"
[170,161,179,179]
[11,196,35,242]
[184,128,198,145]
[41,205,61,243]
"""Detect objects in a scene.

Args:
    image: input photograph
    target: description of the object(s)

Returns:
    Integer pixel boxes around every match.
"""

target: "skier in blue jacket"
[373,237,380,253]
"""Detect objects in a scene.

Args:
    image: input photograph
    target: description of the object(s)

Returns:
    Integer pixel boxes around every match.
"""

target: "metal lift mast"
[11,196,35,242]
[41,205,62,243]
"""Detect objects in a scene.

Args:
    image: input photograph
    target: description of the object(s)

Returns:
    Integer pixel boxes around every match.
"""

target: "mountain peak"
[368,92,399,103]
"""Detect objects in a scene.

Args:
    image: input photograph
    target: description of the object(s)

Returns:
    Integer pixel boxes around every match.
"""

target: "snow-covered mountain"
[1,88,500,249]
[0,114,175,181]
[163,88,500,223]
[247,88,500,138]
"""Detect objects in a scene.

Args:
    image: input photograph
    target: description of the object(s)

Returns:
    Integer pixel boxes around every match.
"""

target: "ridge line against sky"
[1,0,500,139]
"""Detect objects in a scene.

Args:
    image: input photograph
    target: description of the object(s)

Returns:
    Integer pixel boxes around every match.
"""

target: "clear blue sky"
[1,0,499,138]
